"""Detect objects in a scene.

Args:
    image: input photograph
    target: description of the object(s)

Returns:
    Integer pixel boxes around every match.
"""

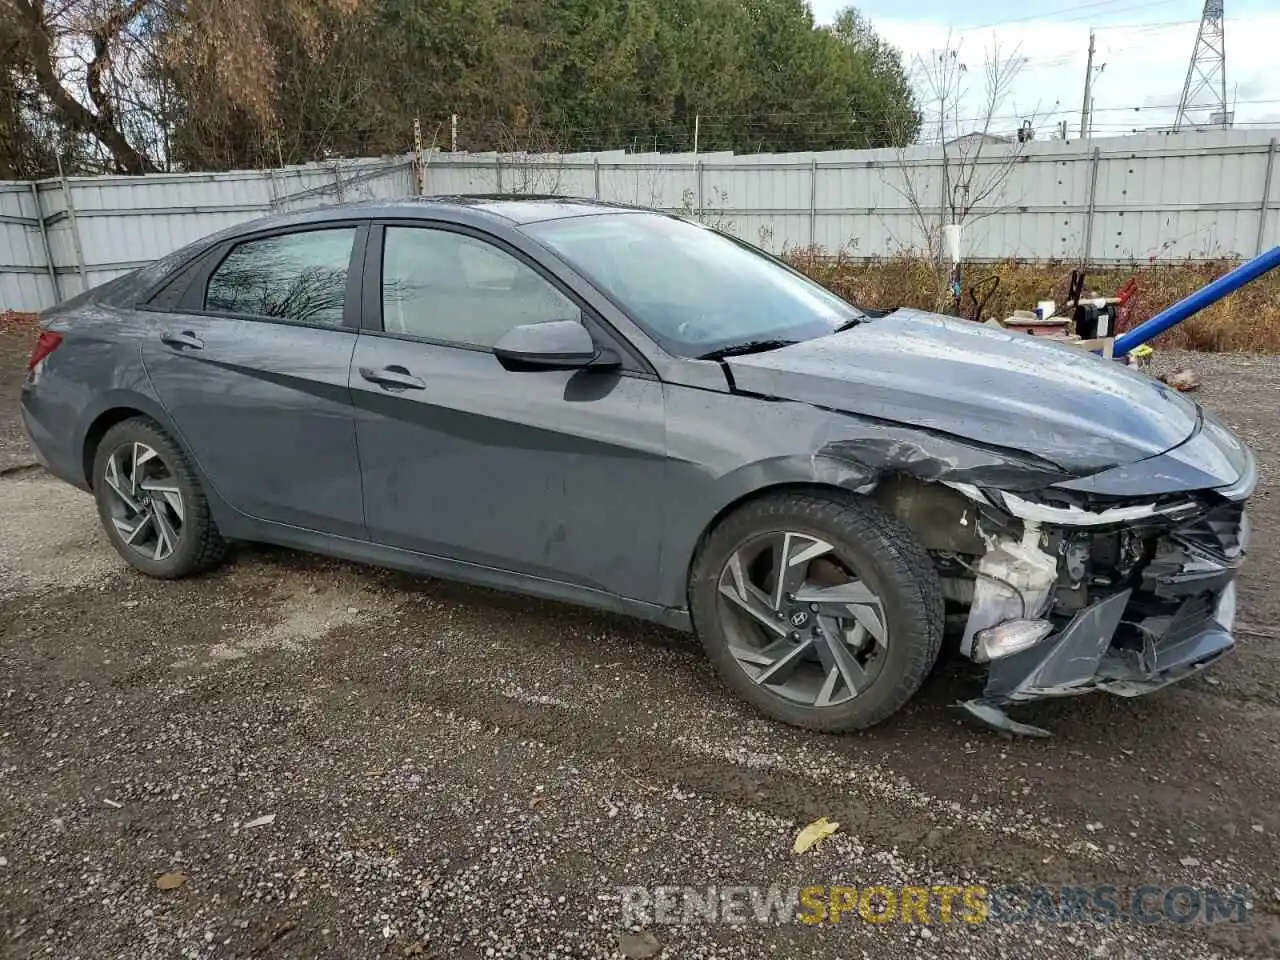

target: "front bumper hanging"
[961,502,1247,737]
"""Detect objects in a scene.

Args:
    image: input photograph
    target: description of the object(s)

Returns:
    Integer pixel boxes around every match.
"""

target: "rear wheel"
[92,417,226,578]
[689,490,943,731]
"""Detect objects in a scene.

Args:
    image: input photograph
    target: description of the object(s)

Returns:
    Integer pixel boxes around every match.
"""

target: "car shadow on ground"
[225,540,1201,748]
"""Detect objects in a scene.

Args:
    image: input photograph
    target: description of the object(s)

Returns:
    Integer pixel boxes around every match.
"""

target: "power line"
[954,0,1184,32]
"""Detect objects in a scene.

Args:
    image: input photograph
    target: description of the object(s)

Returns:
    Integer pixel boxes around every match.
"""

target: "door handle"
[359,365,425,390]
[160,329,204,350]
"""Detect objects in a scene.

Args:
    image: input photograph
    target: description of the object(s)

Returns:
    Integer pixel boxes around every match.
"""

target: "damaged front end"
[943,467,1253,737]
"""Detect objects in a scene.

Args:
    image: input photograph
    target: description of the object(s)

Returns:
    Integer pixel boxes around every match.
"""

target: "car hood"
[723,309,1200,474]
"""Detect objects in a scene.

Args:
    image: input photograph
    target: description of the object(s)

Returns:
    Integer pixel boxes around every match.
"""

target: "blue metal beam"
[1112,246,1280,356]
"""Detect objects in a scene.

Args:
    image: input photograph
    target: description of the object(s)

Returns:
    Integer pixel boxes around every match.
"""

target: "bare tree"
[0,0,362,176]
[883,35,1041,309]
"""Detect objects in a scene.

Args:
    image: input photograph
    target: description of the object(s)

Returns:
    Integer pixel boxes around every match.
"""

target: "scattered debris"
[1179,856,1201,867]
[1160,368,1201,392]
[1085,822,1104,833]
[156,871,187,891]
[793,816,840,854]
[243,813,276,829]
[103,798,123,809]
[616,930,661,959]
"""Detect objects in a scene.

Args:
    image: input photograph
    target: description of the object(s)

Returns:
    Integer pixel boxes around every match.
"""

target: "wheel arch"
[78,392,184,489]
[677,472,985,612]
[681,480,864,608]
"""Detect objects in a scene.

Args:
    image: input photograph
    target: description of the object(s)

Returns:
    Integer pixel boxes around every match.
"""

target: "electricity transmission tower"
[1173,0,1228,131]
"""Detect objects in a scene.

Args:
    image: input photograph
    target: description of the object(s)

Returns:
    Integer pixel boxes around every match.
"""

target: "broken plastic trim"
[997,491,1200,526]
[943,482,1200,527]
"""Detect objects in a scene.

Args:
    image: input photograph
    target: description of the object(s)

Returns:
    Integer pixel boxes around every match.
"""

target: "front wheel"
[689,490,943,732]
[92,417,227,579]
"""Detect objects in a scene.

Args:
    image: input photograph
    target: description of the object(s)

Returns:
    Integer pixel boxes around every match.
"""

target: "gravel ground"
[1,341,1278,959]
[0,318,36,473]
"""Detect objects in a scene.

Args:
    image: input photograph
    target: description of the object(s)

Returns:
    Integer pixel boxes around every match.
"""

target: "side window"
[144,254,209,310]
[381,226,581,348]
[205,227,356,327]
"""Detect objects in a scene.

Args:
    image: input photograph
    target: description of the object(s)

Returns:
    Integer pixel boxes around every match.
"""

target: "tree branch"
[9,0,157,173]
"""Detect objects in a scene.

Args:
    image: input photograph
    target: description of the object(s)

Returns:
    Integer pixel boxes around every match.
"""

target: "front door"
[351,222,666,602]
[141,223,367,538]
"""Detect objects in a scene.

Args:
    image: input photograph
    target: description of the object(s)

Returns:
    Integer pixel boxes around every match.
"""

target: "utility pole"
[1080,30,1096,138]
[413,117,425,195]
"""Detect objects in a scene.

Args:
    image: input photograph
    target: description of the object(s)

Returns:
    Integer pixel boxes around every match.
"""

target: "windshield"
[522,212,862,358]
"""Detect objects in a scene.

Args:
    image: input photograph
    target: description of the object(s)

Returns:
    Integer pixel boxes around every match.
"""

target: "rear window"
[204,227,356,326]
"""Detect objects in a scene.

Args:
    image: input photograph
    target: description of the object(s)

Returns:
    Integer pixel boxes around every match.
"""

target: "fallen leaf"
[244,814,276,829]
[616,929,661,959]
[156,871,187,891]
[793,816,840,854]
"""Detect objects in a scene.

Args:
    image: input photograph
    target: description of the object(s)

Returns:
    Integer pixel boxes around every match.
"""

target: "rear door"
[140,222,368,539]
[350,221,667,601]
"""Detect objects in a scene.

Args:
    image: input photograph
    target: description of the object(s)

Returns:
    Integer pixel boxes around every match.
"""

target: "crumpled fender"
[659,392,1075,610]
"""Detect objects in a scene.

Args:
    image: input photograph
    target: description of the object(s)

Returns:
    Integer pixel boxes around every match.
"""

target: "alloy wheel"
[101,441,185,562]
[716,531,888,708]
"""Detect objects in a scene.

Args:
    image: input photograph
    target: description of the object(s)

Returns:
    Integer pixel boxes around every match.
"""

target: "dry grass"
[785,249,1280,354]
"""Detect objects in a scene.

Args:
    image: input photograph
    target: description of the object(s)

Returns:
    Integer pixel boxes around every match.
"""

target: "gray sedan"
[20,197,1254,735]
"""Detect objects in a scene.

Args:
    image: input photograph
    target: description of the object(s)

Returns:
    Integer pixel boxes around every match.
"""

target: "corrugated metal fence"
[0,156,415,312]
[3,129,1278,312]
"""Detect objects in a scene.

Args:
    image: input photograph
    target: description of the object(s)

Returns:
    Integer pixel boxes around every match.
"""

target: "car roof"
[235,195,653,234]
[105,196,661,306]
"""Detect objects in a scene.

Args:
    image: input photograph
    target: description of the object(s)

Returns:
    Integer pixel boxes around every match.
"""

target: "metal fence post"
[809,157,818,248]
[593,158,601,200]
[55,157,88,293]
[1082,146,1101,265]
[1257,137,1277,255]
[696,160,704,219]
[30,181,59,303]
[495,156,503,193]
[266,168,280,210]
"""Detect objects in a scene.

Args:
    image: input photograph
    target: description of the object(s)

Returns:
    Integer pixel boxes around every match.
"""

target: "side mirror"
[493,319,619,371]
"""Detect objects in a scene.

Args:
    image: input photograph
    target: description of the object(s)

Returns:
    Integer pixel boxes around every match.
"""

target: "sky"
[809,0,1280,138]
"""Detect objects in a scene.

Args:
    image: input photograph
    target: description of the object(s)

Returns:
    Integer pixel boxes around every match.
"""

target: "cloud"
[813,6,1280,136]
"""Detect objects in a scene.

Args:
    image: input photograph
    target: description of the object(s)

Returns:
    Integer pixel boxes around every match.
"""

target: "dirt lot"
[2,318,1279,959]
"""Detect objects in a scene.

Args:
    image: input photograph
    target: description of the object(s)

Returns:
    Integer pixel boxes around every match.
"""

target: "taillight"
[28,330,63,370]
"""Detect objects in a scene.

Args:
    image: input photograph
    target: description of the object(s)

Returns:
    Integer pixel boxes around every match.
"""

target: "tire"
[689,490,943,732]
[91,416,227,579]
